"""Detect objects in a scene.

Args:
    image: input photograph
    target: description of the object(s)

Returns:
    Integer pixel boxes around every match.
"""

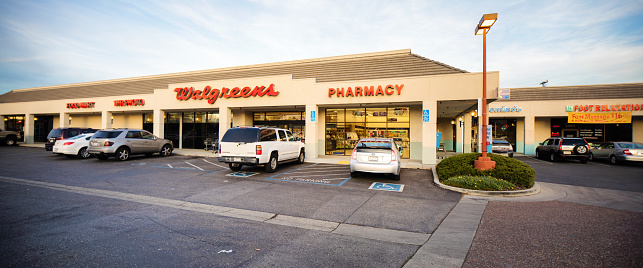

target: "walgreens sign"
[173,84,279,104]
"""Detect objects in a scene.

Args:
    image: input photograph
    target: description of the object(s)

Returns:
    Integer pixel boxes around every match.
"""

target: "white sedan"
[349,138,402,180]
[52,133,94,159]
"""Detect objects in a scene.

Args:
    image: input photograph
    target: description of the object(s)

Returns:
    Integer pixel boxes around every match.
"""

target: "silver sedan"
[349,138,402,180]
[590,141,643,164]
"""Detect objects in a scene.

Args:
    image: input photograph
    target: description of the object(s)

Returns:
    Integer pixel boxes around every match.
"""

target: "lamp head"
[475,13,497,35]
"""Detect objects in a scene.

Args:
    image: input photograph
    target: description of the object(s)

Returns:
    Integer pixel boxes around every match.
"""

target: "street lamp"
[474,13,497,171]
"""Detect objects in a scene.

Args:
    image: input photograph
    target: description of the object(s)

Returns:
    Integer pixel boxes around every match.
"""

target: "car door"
[125,131,144,153]
[285,130,299,159]
[277,130,291,160]
[140,131,159,153]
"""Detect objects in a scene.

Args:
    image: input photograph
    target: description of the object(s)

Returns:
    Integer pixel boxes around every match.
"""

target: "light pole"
[474,13,497,171]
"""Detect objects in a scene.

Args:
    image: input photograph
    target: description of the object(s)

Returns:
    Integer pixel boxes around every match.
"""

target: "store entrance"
[490,118,517,149]
[253,111,305,140]
[325,107,410,158]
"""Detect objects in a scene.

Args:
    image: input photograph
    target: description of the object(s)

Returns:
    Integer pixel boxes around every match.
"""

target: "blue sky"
[1,0,642,95]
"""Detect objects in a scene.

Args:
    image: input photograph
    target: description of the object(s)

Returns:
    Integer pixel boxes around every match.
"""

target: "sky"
[1,0,642,95]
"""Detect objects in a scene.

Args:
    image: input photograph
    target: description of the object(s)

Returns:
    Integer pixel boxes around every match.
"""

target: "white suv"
[217,127,305,172]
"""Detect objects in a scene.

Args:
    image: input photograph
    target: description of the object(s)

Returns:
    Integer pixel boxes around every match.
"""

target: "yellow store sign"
[568,112,632,124]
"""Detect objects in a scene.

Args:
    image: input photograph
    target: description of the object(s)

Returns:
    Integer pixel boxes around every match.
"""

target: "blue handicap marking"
[227,171,258,178]
[369,182,404,192]
[422,109,429,116]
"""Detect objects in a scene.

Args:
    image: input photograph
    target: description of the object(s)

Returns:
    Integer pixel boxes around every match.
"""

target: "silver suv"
[535,137,590,163]
[88,129,173,161]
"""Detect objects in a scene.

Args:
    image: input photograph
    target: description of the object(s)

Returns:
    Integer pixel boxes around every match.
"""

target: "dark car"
[535,137,591,163]
[45,128,97,151]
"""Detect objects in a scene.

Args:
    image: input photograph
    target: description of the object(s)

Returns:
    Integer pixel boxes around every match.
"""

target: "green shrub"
[442,175,516,191]
[436,153,535,188]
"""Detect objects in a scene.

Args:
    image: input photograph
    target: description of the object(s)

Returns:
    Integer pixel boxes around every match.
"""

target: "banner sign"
[568,112,632,124]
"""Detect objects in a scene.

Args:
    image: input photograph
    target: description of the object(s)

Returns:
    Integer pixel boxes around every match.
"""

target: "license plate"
[233,157,242,162]
[564,151,571,155]
[53,148,58,152]
[368,156,378,161]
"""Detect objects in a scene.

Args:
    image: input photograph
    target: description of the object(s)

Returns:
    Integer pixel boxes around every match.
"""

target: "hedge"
[436,153,535,188]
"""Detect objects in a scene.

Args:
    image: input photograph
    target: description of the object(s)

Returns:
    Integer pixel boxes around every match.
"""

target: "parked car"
[590,141,643,164]
[87,129,173,161]
[0,128,21,146]
[349,138,402,180]
[217,127,305,172]
[535,137,591,163]
[52,133,94,159]
[492,140,513,153]
[46,128,97,151]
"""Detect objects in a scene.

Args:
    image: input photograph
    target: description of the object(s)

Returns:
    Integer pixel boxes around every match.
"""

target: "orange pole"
[482,28,488,158]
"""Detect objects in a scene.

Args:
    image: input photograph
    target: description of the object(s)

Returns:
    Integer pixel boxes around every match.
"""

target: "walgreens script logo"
[174,84,279,104]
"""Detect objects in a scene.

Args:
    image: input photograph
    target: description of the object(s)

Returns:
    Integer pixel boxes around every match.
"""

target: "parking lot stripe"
[186,162,205,171]
[0,175,428,245]
[167,164,173,168]
[202,159,226,168]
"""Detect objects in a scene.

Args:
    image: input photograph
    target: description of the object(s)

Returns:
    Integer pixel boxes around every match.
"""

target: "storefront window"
[325,107,410,158]
[491,119,517,150]
[142,113,153,133]
[253,111,305,140]
[164,112,181,147]
[4,115,25,142]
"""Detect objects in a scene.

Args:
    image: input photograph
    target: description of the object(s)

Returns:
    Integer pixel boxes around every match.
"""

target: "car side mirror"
[398,146,403,152]
[538,142,543,145]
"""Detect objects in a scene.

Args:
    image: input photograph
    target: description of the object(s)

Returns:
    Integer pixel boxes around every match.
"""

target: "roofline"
[9,49,413,93]
[508,82,643,90]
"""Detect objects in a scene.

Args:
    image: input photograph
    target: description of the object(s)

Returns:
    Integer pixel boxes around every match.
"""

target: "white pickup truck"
[217,127,305,172]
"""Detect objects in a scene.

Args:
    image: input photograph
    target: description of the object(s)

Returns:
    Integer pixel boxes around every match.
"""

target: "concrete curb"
[431,168,541,197]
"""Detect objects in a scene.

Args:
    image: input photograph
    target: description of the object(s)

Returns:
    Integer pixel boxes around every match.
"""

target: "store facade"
[0,49,499,164]
[487,83,643,155]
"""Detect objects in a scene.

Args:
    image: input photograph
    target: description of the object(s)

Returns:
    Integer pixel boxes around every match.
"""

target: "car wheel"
[535,150,541,159]
[296,150,305,164]
[610,155,618,165]
[116,147,130,161]
[4,136,16,146]
[549,152,557,162]
[78,147,91,159]
[160,144,172,156]
[350,171,358,178]
[229,163,243,171]
[96,154,109,160]
[573,145,588,154]
[391,173,401,181]
[265,154,278,173]
[588,153,594,161]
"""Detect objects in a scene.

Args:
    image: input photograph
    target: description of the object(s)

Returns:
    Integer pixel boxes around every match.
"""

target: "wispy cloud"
[0,0,641,93]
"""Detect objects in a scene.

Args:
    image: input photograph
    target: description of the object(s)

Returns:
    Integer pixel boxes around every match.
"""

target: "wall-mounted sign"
[174,84,279,105]
[497,88,510,99]
[489,106,521,113]
[114,99,145,107]
[328,84,404,98]
[310,111,316,122]
[422,109,430,122]
[566,104,643,112]
[568,112,632,124]
[67,102,95,109]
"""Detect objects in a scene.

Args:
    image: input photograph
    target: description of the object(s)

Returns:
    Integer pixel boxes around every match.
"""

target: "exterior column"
[455,116,464,153]
[524,115,536,155]
[422,100,437,165]
[102,111,112,130]
[0,115,5,130]
[153,109,164,138]
[59,112,69,128]
[218,107,231,143]
[464,113,472,153]
[305,104,318,159]
[24,114,34,144]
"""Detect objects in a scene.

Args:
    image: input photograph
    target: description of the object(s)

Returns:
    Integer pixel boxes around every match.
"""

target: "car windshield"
[617,143,643,149]
[93,131,122,138]
[68,134,89,140]
[47,129,63,138]
[493,140,510,145]
[357,141,392,148]
[221,128,260,142]
[562,139,586,146]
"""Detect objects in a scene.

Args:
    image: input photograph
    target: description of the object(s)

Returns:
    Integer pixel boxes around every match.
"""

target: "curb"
[431,168,540,197]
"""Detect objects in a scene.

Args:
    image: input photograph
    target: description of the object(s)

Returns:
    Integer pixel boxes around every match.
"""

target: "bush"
[436,153,535,188]
[442,175,516,191]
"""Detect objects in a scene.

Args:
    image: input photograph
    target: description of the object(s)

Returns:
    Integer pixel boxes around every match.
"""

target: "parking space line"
[186,162,205,171]
[202,159,226,168]
[167,164,173,168]
[265,163,351,186]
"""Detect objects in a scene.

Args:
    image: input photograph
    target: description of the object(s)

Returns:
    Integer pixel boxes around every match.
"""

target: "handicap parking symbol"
[226,171,258,178]
[368,182,404,192]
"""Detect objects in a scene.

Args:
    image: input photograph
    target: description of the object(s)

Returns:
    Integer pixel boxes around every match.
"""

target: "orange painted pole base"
[474,157,496,171]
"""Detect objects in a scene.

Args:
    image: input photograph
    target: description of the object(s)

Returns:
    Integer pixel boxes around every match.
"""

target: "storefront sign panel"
[566,104,643,112]
[568,112,632,124]
[328,84,403,98]
[114,99,145,106]
[67,102,95,109]
[173,84,279,105]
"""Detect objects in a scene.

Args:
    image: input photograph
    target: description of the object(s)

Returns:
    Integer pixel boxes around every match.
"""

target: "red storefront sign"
[114,99,145,106]
[67,102,95,109]
[328,84,404,98]
[173,84,279,104]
